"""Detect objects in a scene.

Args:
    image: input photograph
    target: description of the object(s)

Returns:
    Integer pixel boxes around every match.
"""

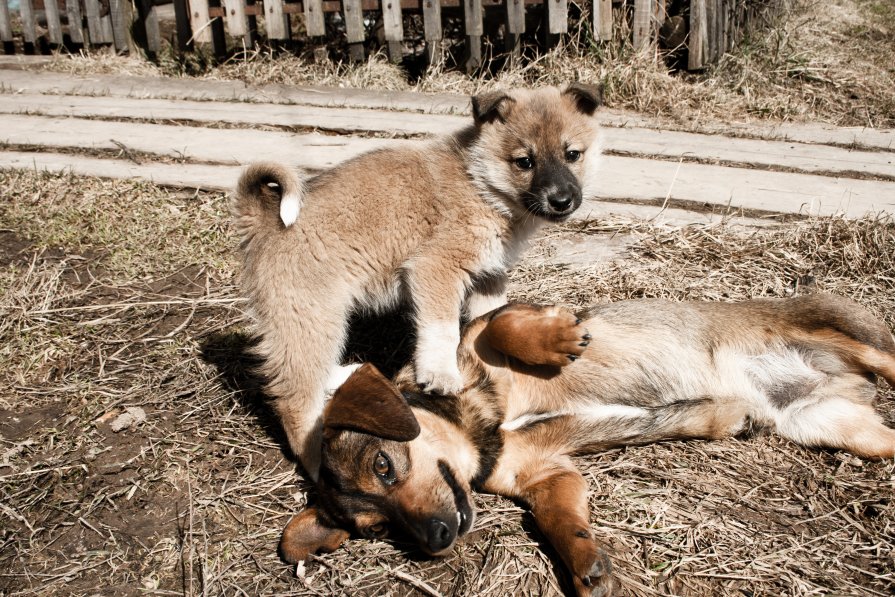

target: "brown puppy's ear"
[471,90,515,125]
[323,363,421,441]
[280,507,350,564]
[562,82,603,115]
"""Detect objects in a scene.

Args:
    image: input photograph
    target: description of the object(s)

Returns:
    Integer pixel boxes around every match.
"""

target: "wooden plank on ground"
[593,0,611,41]
[2,71,893,152]
[44,0,64,45]
[547,0,567,35]
[0,0,13,45]
[65,0,85,44]
[305,0,325,36]
[0,114,411,170]
[4,115,894,218]
[0,150,240,190]
[4,95,892,180]
[19,0,37,45]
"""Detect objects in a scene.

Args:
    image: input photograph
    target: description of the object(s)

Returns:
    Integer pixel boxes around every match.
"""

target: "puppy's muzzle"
[544,180,582,215]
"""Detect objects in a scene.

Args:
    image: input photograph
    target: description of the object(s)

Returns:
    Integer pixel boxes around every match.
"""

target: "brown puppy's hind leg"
[516,462,614,597]
[482,304,590,367]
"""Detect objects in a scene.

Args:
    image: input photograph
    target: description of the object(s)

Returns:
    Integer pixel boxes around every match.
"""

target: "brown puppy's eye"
[565,150,581,163]
[373,451,393,480]
[367,523,387,538]
[514,156,533,170]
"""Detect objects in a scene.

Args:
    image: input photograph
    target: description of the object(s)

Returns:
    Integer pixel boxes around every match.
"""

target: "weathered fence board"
[305,0,325,36]
[222,0,248,37]
[44,0,65,45]
[19,0,37,45]
[65,0,85,44]
[547,0,567,35]
[632,0,652,50]
[0,0,13,47]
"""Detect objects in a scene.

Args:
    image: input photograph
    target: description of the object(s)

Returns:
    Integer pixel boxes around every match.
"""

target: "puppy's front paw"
[416,363,465,395]
[578,550,614,597]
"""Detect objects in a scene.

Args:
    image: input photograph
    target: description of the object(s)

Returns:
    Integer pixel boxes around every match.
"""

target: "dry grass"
[1,168,893,596]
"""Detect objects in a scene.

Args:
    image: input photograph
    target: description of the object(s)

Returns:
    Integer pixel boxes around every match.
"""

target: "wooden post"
[688,0,706,69]
[343,0,364,61]
[135,0,161,56]
[382,0,403,62]
[65,0,85,45]
[173,0,192,50]
[546,0,567,35]
[422,0,441,65]
[264,0,289,40]
[84,0,106,44]
[0,0,14,53]
[109,0,134,53]
[505,0,524,59]
[44,0,64,46]
[462,0,482,72]
[222,0,248,41]
[305,0,325,37]
[188,0,213,43]
[632,0,651,51]
[19,0,37,51]
[593,0,611,42]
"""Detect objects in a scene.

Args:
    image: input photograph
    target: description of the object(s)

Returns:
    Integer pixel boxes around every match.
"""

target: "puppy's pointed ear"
[279,507,350,564]
[323,363,421,441]
[472,90,515,125]
[563,83,603,115]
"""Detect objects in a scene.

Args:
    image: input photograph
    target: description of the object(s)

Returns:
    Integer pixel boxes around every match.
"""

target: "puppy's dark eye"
[565,150,581,163]
[367,523,387,538]
[373,451,393,481]
[514,156,533,170]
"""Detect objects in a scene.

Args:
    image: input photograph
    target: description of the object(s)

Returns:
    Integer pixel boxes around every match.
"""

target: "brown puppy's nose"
[548,194,574,211]
[426,518,453,553]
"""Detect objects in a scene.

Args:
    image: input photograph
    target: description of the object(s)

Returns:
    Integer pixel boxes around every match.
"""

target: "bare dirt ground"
[1,167,893,596]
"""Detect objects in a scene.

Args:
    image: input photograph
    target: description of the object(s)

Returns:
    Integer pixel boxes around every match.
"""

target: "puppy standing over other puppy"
[233,84,604,476]
[280,294,895,596]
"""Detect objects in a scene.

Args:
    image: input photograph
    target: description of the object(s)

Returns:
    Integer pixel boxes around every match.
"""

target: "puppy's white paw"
[416,362,465,395]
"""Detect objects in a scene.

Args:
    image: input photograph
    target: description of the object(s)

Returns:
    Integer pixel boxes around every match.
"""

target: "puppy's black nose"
[548,195,574,211]
[426,518,453,553]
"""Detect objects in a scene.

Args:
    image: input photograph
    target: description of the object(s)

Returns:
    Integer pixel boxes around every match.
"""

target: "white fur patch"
[279,191,302,227]
[501,404,646,431]
[324,363,362,394]
[415,321,464,394]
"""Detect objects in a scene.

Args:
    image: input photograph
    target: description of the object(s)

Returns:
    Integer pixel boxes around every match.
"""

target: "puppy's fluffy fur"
[233,84,603,476]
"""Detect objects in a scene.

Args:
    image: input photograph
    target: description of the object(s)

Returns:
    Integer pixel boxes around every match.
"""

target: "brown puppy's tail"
[233,162,305,231]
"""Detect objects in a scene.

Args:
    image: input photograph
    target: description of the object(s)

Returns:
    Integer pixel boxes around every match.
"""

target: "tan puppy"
[233,84,603,476]
[279,294,895,596]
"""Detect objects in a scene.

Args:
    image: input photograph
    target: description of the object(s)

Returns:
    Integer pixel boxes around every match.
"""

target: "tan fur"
[233,85,603,477]
[281,294,895,596]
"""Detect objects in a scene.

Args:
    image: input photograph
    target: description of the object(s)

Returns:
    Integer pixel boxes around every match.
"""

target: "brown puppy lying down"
[279,294,895,596]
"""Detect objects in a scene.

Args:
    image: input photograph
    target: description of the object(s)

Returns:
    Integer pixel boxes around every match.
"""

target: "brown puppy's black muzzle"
[527,159,583,220]
[425,518,454,553]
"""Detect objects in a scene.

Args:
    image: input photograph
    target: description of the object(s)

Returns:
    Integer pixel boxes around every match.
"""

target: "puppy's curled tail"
[234,162,305,230]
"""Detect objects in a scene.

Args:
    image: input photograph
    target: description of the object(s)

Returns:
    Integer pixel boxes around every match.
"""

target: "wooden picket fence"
[0,0,771,70]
